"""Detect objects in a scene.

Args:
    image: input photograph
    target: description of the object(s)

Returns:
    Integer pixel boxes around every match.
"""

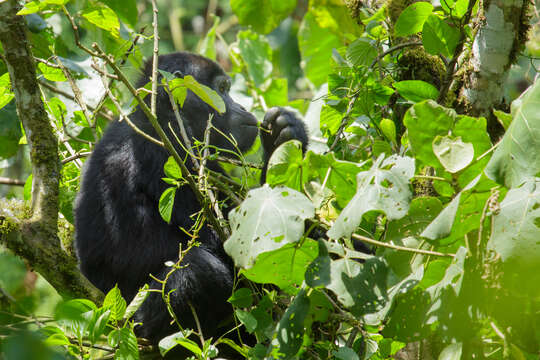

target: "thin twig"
[150,0,159,116]
[89,29,144,124]
[352,233,455,257]
[216,155,262,169]
[61,5,99,57]
[328,94,357,152]
[61,151,91,164]
[369,41,422,69]
[188,301,205,346]
[94,59,164,147]
[37,80,114,121]
[54,55,98,141]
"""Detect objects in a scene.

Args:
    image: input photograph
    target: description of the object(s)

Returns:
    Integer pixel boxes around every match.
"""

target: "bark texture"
[0,0,102,303]
[458,0,532,138]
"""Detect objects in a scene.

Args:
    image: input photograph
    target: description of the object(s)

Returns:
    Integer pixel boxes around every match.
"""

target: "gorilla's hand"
[261,107,308,158]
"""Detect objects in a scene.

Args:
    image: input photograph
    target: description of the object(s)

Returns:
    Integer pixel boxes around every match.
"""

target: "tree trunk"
[0,0,103,303]
[457,0,532,139]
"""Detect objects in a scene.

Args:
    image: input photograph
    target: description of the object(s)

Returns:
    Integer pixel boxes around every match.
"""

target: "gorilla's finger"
[273,115,290,134]
[262,107,281,128]
[274,127,294,147]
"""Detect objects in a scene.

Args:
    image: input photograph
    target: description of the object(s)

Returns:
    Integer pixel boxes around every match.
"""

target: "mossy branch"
[0,0,103,304]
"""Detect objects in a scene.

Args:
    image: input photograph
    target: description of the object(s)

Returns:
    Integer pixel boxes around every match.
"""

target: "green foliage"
[1,0,539,359]
[167,73,226,113]
[230,0,297,35]
[486,79,540,188]
[394,2,434,37]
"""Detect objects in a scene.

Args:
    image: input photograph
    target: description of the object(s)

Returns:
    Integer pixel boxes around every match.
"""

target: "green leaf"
[346,38,377,67]
[158,187,176,223]
[0,253,26,294]
[493,109,512,130]
[0,73,14,110]
[231,0,296,34]
[124,284,149,320]
[432,135,474,173]
[485,79,540,188]
[16,0,67,15]
[326,257,388,316]
[159,331,202,356]
[45,333,70,347]
[422,14,460,57]
[333,347,360,360]
[158,330,195,356]
[420,175,479,241]
[103,285,127,321]
[439,343,463,360]
[224,185,315,268]
[87,308,111,343]
[380,118,397,144]
[393,80,439,103]
[101,0,138,28]
[305,151,365,208]
[235,310,258,333]
[272,289,310,357]
[305,240,331,288]
[55,299,97,322]
[384,197,443,276]
[236,30,273,88]
[266,140,304,191]
[170,75,226,114]
[0,101,21,159]
[404,101,454,168]
[198,16,220,60]
[487,180,540,269]
[394,2,434,37]
[319,104,343,137]
[440,0,469,18]
[24,174,32,201]
[37,62,66,82]
[108,328,139,359]
[404,100,491,185]
[163,156,182,179]
[228,288,253,308]
[82,4,120,38]
[328,155,415,240]
[298,12,341,87]
[261,77,288,108]
[242,240,318,291]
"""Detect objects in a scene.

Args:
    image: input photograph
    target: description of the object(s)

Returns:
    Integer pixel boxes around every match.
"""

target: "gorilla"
[74,52,308,344]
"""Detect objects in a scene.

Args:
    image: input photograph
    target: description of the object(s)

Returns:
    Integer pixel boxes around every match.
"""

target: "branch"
[0,0,103,303]
[352,233,455,258]
[0,177,24,186]
[437,0,477,104]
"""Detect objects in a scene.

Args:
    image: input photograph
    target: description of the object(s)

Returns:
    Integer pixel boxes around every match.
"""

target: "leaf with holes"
[224,185,315,269]
[328,155,414,240]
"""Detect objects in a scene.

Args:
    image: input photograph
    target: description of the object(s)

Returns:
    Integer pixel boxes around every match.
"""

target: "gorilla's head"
[139,52,259,154]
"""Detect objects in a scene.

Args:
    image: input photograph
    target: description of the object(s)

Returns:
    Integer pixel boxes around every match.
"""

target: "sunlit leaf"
[394,2,434,37]
[82,4,120,38]
[224,185,315,268]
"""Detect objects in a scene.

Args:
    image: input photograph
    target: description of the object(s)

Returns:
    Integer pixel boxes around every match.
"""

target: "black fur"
[74,52,308,343]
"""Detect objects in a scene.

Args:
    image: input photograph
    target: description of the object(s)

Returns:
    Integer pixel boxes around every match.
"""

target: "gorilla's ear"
[173,70,184,78]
